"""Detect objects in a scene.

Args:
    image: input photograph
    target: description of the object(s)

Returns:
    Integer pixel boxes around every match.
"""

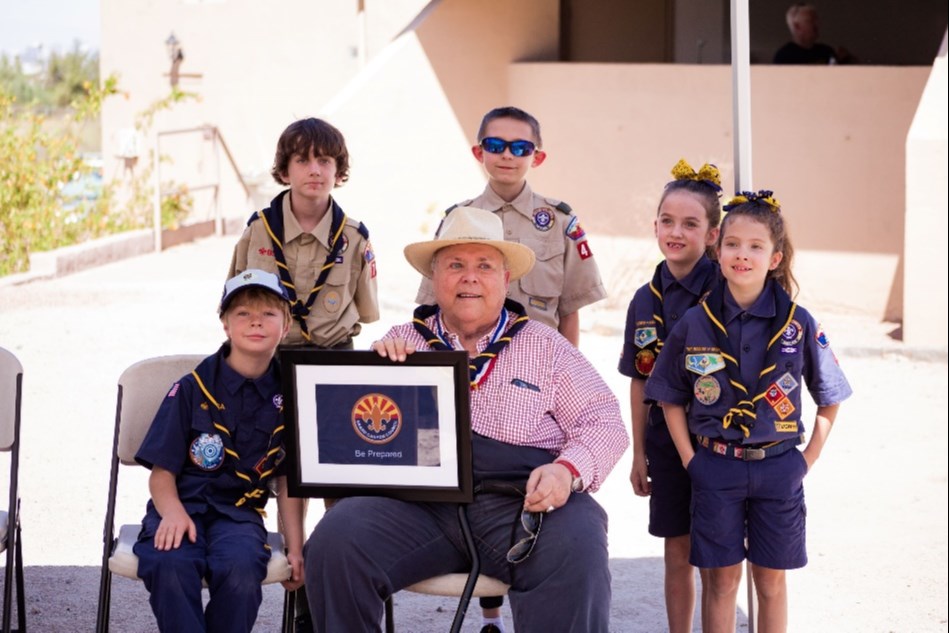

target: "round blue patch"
[190,433,224,470]
[532,208,553,231]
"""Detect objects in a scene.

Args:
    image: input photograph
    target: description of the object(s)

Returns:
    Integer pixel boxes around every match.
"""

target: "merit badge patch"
[565,216,586,241]
[190,433,224,470]
[781,319,804,346]
[773,397,796,420]
[576,240,593,260]
[815,324,830,348]
[685,353,725,376]
[693,375,722,406]
[776,372,799,394]
[352,394,402,445]
[323,289,342,313]
[634,349,656,376]
[764,383,785,406]
[634,327,658,348]
[533,208,554,231]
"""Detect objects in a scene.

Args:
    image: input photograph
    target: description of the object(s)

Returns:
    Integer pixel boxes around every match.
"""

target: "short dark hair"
[271,118,350,186]
[476,107,543,147]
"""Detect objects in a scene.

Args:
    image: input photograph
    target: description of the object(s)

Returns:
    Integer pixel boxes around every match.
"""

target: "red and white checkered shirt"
[383,310,629,492]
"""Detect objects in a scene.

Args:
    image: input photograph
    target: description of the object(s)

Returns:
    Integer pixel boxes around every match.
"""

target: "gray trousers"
[304,435,611,632]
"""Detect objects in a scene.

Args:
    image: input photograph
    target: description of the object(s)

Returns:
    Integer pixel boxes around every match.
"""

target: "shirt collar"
[218,346,280,399]
[432,310,507,354]
[281,192,336,247]
[478,181,534,218]
[659,255,716,296]
[722,279,777,324]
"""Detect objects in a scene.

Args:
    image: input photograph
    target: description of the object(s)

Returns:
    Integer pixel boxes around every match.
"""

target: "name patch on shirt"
[634,327,658,348]
[528,297,549,311]
[685,353,725,376]
[774,420,799,433]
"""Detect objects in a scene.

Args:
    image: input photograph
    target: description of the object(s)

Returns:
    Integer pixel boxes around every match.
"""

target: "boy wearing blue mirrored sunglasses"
[417,106,606,350]
[416,107,608,633]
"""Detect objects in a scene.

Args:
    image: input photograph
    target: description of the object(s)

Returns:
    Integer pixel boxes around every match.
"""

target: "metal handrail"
[152,125,252,251]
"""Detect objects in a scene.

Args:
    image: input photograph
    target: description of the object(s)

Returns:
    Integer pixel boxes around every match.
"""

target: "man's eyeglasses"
[480,137,537,157]
[506,509,543,564]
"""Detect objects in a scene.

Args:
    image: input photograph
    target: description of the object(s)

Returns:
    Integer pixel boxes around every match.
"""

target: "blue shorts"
[686,445,808,570]
[645,419,692,538]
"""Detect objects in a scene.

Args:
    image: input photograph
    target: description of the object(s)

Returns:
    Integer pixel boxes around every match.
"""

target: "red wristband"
[555,459,580,479]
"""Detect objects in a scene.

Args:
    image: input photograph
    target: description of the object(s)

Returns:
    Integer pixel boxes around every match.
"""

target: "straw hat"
[404,207,536,280]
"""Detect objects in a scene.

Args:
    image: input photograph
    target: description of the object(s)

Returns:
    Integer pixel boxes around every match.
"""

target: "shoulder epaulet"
[554,201,572,214]
[357,221,369,240]
[443,199,474,216]
[246,210,262,227]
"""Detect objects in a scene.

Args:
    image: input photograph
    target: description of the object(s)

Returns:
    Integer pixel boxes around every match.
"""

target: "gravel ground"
[0,232,946,632]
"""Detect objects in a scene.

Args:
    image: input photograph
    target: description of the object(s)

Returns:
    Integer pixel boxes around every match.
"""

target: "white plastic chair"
[95,354,294,632]
[0,348,25,633]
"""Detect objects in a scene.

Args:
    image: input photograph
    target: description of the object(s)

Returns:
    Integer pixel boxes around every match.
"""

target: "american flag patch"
[167,382,180,398]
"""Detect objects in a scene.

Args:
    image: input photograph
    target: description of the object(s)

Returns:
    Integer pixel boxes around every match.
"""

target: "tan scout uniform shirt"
[416,183,606,329]
[229,194,379,347]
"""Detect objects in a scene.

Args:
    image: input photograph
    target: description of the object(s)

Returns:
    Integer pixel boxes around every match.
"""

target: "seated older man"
[303,207,629,632]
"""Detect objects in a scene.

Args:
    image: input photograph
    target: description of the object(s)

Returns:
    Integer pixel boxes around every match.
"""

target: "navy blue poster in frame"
[279,349,472,502]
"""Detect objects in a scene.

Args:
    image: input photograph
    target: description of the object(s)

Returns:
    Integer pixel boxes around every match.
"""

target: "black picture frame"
[279,349,473,503]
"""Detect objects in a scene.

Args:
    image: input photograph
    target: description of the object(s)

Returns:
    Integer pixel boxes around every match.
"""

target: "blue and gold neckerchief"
[412,299,529,390]
[647,258,718,360]
[700,281,796,438]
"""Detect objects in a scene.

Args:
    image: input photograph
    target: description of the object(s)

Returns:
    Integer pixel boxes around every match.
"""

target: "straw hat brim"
[404,238,536,281]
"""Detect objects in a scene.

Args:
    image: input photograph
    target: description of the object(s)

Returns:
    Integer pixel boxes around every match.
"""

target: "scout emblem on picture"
[685,353,725,376]
[634,327,657,348]
[782,319,804,347]
[693,375,721,405]
[635,349,656,376]
[190,433,224,470]
[352,394,402,445]
[532,208,553,231]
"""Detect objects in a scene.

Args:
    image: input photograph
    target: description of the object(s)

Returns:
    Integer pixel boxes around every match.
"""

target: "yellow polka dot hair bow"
[670,158,723,192]
[723,190,782,213]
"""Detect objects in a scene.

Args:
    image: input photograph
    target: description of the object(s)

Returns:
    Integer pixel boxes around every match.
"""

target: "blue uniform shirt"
[136,344,285,525]
[645,279,852,444]
[619,256,719,425]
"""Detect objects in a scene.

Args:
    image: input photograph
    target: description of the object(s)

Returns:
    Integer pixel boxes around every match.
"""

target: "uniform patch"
[272,394,284,409]
[532,208,554,231]
[693,375,722,405]
[323,290,342,313]
[258,247,274,257]
[338,234,349,254]
[781,319,804,346]
[352,393,402,445]
[764,383,785,406]
[190,433,224,470]
[565,216,586,241]
[776,372,798,394]
[634,349,656,376]
[774,420,799,433]
[815,324,829,348]
[528,297,549,311]
[780,346,798,355]
[365,241,377,278]
[685,353,725,376]
[773,397,796,419]
[167,382,180,398]
[634,327,658,349]
[576,240,593,260]
[335,255,345,264]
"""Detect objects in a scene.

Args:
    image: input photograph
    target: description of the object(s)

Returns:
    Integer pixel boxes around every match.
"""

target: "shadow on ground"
[16,558,748,632]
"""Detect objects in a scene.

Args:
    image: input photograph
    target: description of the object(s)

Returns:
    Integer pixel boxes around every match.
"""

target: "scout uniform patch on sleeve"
[634,327,658,348]
[635,349,656,375]
[565,216,586,241]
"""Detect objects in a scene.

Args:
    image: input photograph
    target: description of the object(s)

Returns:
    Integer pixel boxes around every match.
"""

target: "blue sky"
[0,0,100,55]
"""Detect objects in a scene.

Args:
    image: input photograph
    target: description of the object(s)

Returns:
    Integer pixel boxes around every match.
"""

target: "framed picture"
[279,349,473,503]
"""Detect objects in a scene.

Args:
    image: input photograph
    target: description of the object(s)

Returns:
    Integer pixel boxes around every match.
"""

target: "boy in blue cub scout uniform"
[645,191,852,633]
[134,269,305,633]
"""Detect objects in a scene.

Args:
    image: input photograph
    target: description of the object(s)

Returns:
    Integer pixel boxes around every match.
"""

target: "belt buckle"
[742,447,766,461]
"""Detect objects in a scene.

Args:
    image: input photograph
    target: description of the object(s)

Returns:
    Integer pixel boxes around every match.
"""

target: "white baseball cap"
[219,269,290,313]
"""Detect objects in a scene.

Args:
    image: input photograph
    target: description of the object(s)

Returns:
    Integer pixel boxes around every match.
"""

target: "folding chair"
[95,355,294,633]
[383,505,510,633]
[0,348,25,633]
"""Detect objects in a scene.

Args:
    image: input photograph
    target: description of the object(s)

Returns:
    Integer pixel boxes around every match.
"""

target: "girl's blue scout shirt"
[135,344,286,524]
[644,278,852,445]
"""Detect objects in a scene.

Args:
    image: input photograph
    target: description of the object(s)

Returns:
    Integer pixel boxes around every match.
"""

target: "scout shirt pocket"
[319,262,357,317]
[517,235,565,313]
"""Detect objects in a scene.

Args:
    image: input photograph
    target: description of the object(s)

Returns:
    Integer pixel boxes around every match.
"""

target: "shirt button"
[743,345,751,353]
[506,229,512,236]
[671,313,679,320]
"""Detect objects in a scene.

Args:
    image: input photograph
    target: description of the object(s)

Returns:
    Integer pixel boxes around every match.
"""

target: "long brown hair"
[720,191,798,297]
